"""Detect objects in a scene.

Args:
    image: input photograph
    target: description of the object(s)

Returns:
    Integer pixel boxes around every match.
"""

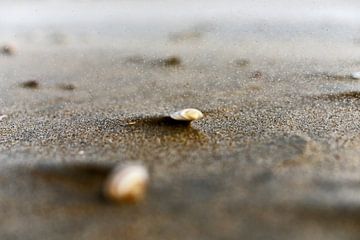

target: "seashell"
[351,72,360,80]
[0,114,7,121]
[170,108,204,121]
[103,164,149,204]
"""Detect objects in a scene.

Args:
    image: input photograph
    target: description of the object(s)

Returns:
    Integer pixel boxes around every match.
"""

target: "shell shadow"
[32,163,112,188]
[30,163,113,203]
[132,116,191,127]
[124,116,208,144]
[89,115,208,153]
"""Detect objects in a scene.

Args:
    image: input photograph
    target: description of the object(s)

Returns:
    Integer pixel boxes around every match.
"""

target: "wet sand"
[0,42,360,239]
[2,1,360,239]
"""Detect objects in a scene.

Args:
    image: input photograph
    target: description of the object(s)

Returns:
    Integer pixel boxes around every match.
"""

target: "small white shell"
[351,72,360,80]
[104,164,149,204]
[0,115,7,121]
[170,108,204,121]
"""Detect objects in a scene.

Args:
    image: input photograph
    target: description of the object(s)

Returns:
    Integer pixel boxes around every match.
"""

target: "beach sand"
[1,1,360,239]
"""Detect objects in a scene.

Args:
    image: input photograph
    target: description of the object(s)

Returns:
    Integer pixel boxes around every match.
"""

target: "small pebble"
[1,44,16,56]
[162,56,181,67]
[103,164,149,204]
[351,72,360,80]
[20,80,39,89]
[170,108,204,121]
[250,71,263,79]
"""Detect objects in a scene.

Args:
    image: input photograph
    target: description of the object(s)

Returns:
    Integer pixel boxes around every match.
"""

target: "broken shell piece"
[0,115,8,121]
[103,164,149,204]
[351,72,360,80]
[170,108,204,121]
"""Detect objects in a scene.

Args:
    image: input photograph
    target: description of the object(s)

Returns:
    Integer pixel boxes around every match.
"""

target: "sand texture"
[1,1,360,239]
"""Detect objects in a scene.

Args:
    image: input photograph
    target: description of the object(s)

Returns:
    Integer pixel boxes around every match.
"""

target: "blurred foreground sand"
[1,1,360,239]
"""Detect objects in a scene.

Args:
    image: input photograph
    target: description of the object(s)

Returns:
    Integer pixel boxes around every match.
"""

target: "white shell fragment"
[170,108,204,121]
[104,164,149,204]
[0,115,8,121]
[351,72,360,80]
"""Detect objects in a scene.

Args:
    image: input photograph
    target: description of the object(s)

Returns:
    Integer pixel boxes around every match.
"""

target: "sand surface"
[1,1,360,239]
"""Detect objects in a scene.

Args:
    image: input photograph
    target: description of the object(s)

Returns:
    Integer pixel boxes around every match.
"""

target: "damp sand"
[1,1,360,239]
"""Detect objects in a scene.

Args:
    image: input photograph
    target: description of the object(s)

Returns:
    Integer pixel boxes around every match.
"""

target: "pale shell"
[170,108,204,121]
[103,164,149,204]
[0,115,7,121]
[351,72,360,80]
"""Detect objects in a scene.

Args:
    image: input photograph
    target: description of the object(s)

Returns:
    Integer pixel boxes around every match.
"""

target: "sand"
[1,1,360,239]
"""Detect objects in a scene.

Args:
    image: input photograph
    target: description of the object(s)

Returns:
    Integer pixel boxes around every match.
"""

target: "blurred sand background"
[1,1,360,239]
